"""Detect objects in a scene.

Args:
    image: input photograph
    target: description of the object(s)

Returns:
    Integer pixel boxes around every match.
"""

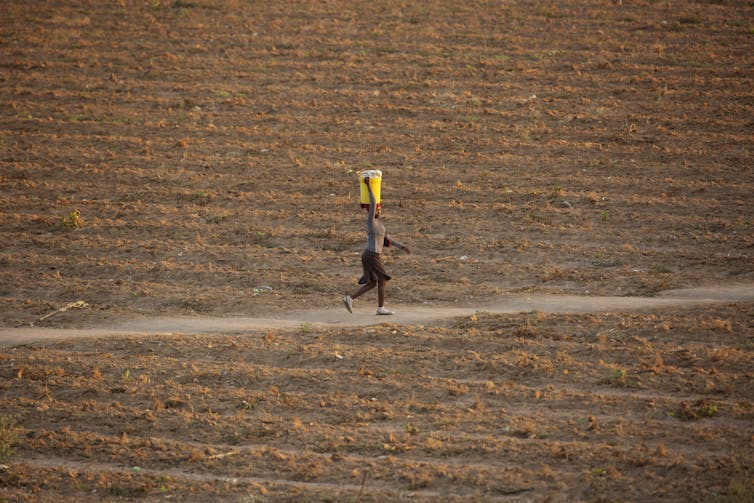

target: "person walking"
[343,176,411,315]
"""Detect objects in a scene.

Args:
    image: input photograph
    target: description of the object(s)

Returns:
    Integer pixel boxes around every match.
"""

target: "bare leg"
[377,279,387,307]
[351,281,376,300]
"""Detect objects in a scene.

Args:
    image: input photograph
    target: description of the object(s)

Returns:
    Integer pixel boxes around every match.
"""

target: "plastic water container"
[359,170,382,209]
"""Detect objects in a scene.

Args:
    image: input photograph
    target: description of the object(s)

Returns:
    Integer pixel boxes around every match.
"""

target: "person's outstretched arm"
[385,235,411,254]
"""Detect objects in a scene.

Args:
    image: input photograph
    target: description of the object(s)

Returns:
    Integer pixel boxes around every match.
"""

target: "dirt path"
[2,283,752,347]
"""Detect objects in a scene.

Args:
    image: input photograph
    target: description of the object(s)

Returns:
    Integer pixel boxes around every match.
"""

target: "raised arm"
[364,177,377,222]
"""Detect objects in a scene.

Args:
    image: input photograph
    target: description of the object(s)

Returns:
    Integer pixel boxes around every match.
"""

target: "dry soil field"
[1,0,753,501]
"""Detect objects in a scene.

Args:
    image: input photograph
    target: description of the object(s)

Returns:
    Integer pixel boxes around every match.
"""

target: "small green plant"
[192,190,213,204]
[600,210,609,221]
[590,467,606,477]
[61,209,84,229]
[701,403,718,417]
[0,415,18,463]
[609,368,626,385]
[405,423,420,435]
[253,230,272,247]
[678,400,719,420]
[530,49,560,62]
[300,323,312,334]
[653,266,672,274]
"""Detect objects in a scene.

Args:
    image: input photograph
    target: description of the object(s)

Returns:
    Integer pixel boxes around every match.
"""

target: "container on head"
[359,170,382,210]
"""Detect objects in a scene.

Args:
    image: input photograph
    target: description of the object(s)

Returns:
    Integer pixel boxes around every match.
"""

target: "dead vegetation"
[1,0,753,500]
[1,303,753,500]
[1,0,752,327]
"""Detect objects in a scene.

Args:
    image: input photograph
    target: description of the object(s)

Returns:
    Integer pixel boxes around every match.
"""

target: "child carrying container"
[343,173,411,315]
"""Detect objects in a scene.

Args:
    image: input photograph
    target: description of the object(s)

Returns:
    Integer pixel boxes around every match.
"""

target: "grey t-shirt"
[363,184,403,254]
[365,207,386,254]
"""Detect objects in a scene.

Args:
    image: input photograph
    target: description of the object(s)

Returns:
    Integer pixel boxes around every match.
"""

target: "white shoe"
[342,295,353,313]
[376,307,393,315]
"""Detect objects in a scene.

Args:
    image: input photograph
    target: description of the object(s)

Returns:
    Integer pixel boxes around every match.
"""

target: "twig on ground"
[356,470,368,502]
[32,300,90,326]
[207,450,240,460]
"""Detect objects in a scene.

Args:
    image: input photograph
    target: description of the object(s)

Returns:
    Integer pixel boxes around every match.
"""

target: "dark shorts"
[358,250,391,285]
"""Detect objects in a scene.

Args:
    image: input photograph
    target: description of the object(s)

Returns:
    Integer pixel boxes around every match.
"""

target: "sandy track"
[2,283,752,347]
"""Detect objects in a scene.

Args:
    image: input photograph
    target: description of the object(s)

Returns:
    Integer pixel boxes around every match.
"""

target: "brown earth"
[1,0,753,501]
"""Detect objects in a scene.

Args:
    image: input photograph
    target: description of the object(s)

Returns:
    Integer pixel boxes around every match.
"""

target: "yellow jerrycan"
[359,169,382,210]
